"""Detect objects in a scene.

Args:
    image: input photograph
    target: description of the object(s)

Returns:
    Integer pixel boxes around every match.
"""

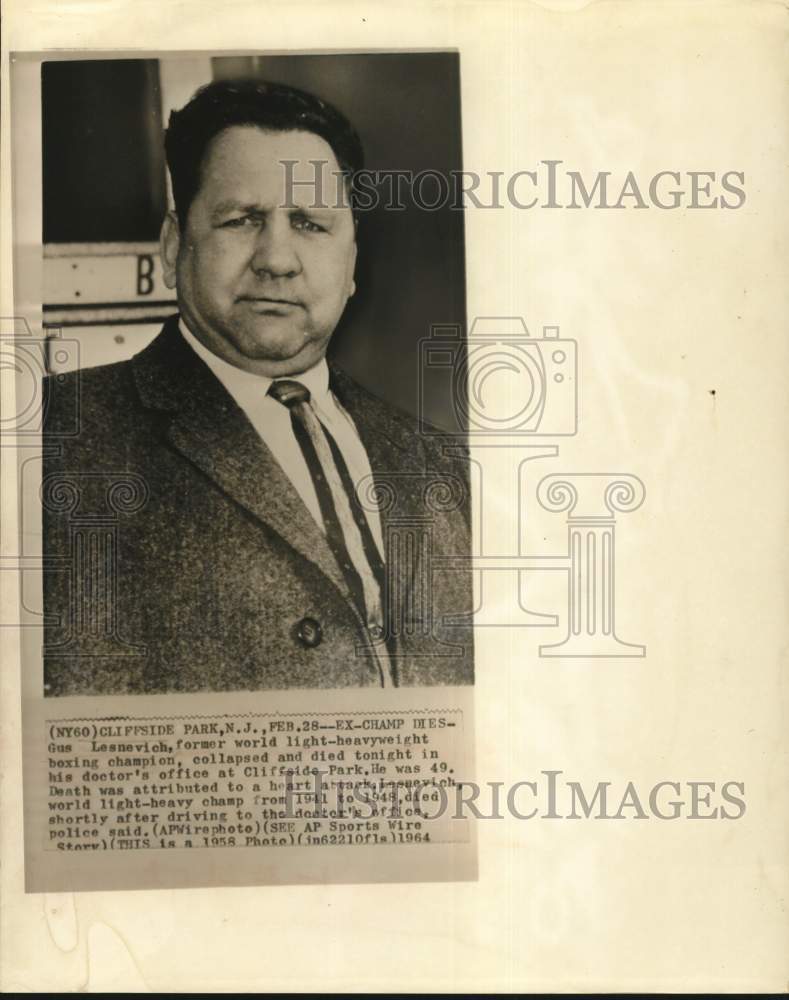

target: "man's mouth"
[238,295,303,309]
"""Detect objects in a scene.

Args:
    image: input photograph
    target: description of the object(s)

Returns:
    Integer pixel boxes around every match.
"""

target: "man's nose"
[250,218,301,278]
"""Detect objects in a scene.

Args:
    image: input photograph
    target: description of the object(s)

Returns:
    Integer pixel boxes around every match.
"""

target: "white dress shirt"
[178,319,384,557]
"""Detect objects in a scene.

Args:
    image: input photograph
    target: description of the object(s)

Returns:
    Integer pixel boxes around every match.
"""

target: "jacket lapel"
[132,317,352,602]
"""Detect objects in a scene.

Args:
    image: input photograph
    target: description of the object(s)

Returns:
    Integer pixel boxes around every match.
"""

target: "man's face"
[163,126,357,376]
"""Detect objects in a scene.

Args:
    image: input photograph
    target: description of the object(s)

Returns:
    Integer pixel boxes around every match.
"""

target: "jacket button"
[295,617,323,648]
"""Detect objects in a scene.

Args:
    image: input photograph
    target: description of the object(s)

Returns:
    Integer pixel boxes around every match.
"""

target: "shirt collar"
[178,316,331,406]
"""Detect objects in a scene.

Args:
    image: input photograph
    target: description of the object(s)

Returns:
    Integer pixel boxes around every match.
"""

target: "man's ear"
[160,211,181,290]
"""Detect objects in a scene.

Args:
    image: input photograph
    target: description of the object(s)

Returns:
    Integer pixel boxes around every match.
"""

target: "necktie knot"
[268,379,310,408]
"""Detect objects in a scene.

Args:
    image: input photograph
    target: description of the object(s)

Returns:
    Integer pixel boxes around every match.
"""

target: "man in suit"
[42,78,474,695]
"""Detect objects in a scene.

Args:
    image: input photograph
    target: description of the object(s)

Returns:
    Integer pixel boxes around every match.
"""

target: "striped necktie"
[268,379,395,686]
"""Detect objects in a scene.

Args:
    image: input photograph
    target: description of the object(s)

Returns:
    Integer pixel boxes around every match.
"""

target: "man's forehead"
[199,125,345,198]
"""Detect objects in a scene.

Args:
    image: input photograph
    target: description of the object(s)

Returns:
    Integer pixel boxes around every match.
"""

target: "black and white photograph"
[39,54,475,696]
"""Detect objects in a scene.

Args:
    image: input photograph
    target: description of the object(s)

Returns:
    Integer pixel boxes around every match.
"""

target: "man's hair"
[164,77,365,227]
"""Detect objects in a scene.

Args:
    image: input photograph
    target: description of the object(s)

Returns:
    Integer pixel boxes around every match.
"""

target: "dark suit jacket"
[42,316,474,695]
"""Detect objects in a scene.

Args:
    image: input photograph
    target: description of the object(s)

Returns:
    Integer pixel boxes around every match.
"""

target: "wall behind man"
[41,52,467,430]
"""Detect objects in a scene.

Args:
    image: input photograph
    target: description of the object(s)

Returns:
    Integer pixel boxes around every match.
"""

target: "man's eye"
[221,216,257,228]
[292,217,326,233]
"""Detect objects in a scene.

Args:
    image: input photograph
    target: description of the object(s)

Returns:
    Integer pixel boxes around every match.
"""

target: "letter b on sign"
[136,254,155,296]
